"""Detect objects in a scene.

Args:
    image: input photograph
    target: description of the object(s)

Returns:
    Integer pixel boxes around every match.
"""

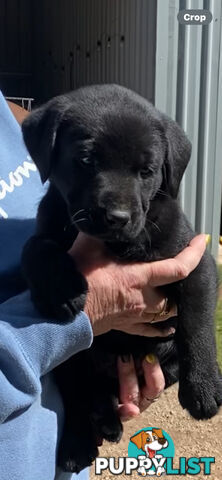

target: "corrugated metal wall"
[0,0,33,97]
[155,0,222,257]
[31,0,156,103]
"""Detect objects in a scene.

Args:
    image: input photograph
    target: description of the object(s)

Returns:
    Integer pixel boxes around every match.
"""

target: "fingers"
[140,355,165,412]
[115,321,175,337]
[141,302,178,323]
[173,233,206,275]
[117,354,165,420]
[139,287,170,314]
[130,324,176,337]
[131,234,206,289]
[71,233,205,292]
[117,355,140,421]
[148,234,206,287]
[113,298,177,327]
[118,402,140,421]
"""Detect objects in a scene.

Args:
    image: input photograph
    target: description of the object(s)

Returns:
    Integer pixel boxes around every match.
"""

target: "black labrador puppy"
[21,84,222,473]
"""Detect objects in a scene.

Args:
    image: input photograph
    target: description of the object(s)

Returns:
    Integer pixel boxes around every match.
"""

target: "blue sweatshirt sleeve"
[0,290,93,424]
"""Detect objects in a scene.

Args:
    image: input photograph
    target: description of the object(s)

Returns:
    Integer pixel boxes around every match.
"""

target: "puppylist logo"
[95,427,215,476]
[128,428,172,476]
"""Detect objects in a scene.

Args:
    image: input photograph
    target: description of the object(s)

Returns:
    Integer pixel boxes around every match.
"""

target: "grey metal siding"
[0,0,33,96]
[155,0,222,257]
[31,0,156,102]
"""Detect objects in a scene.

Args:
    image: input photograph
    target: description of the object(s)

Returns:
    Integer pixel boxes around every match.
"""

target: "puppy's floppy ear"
[22,98,67,183]
[162,114,192,198]
[130,431,144,450]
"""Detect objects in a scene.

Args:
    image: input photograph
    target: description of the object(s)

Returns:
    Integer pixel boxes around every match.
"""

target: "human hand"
[117,354,165,421]
[69,233,206,336]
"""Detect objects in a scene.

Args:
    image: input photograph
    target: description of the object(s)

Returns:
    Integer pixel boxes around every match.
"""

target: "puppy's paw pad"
[63,459,78,473]
[179,374,222,420]
[62,452,96,474]
[100,423,123,443]
[68,292,87,314]
[214,375,222,406]
[61,451,97,474]
[92,410,123,443]
[59,434,98,473]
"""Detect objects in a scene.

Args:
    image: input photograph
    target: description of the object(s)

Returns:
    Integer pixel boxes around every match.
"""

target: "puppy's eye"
[140,166,153,178]
[153,435,158,440]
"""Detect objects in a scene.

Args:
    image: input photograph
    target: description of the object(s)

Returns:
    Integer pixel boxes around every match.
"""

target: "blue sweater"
[0,92,92,480]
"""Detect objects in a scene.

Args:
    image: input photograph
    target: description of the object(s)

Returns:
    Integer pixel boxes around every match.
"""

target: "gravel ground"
[90,383,222,480]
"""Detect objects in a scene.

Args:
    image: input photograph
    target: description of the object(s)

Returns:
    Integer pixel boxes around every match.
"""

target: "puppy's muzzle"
[105,209,131,227]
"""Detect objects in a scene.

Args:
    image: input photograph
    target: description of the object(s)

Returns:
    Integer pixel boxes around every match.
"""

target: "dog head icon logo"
[130,428,168,459]
[128,428,174,477]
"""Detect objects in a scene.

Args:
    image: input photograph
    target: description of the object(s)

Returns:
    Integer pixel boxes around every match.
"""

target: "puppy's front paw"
[178,370,222,420]
[96,416,123,443]
[29,243,88,321]
[58,431,98,473]
[91,394,123,443]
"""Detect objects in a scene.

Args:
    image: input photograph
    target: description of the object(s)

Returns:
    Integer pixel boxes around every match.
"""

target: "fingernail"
[168,327,176,335]
[122,412,139,422]
[206,234,211,245]
[145,354,157,364]
[169,327,176,333]
[121,416,131,422]
[121,354,131,363]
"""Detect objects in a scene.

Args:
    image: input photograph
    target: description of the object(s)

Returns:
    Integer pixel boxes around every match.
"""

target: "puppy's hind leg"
[91,376,123,444]
[56,350,99,473]
[58,416,99,473]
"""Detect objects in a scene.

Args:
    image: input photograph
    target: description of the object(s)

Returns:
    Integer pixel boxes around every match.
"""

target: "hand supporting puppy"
[70,233,206,336]
[70,233,206,421]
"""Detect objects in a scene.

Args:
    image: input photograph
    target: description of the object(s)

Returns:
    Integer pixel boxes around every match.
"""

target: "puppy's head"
[22,84,191,242]
[130,428,168,454]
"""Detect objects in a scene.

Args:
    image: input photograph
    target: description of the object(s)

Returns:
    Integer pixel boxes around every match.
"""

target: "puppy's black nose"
[106,209,130,227]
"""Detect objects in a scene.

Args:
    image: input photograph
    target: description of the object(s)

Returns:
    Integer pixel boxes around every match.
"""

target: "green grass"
[216,265,222,369]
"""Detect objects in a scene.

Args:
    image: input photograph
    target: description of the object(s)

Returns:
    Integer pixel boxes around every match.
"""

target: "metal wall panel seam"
[155,0,170,112]
[196,0,222,248]
[209,0,222,256]
[141,0,148,98]
[166,0,179,119]
[134,0,140,94]
[114,0,119,84]
[119,0,125,85]
[179,0,203,226]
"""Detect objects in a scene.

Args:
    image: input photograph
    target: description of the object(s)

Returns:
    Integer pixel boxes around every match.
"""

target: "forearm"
[0,290,93,423]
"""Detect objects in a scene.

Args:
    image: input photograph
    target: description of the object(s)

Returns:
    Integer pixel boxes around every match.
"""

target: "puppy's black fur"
[21,85,222,473]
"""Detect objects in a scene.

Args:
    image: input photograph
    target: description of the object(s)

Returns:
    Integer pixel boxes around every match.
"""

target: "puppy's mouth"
[70,208,145,242]
[145,446,156,458]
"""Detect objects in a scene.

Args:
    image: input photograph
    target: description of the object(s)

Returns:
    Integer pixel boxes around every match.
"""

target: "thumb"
[140,234,206,288]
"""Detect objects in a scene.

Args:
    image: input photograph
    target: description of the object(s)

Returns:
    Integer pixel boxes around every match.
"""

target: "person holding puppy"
[0,91,206,480]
